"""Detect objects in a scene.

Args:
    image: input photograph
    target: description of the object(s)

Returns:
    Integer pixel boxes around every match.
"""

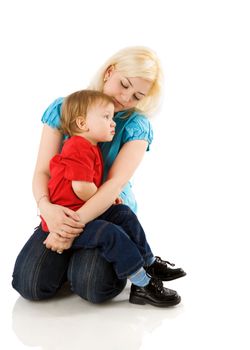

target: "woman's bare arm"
[32,124,61,203]
[76,140,148,224]
[33,124,84,236]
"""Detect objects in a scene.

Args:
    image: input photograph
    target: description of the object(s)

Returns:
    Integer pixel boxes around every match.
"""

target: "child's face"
[103,67,152,112]
[85,102,115,143]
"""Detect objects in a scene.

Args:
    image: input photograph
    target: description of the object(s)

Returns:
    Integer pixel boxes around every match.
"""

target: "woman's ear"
[104,65,115,82]
[76,116,89,131]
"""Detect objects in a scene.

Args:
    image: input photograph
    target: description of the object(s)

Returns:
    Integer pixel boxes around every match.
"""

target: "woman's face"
[103,67,153,112]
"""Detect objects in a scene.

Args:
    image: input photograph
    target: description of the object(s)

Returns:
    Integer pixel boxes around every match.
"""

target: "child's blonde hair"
[88,46,163,116]
[60,90,114,137]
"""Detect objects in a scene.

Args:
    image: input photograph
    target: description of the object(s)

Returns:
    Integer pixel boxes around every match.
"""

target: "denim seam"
[67,257,73,289]
[57,257,71,290]
[86,249,99,302]
[94,221,110,245]
[144,252,155,259]
[32,247,50,300]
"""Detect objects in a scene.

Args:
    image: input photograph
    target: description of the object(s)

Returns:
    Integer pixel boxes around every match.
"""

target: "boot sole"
[129,295,181,307]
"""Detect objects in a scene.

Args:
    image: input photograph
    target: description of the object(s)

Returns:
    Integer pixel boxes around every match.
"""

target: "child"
[40,89,116,232]
[41,89,186,307]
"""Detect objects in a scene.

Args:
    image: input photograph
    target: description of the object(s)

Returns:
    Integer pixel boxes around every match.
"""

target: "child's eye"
[103,114,110,119]
[134,95,141,101]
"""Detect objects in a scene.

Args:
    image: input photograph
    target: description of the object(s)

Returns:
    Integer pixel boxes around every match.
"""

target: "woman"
[12,46,185,304]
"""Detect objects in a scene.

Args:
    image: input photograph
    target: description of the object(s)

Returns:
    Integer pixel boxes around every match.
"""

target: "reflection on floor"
[12,281,185,350]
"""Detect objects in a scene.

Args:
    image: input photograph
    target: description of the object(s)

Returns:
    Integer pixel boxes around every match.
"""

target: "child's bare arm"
[72,181,98,202]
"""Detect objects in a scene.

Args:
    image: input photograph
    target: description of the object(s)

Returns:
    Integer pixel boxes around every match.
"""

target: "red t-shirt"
[41,136,103,231]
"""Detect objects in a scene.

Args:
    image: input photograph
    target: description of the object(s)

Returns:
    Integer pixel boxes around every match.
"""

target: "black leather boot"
[129,277,181,307]
[145,256,186,281]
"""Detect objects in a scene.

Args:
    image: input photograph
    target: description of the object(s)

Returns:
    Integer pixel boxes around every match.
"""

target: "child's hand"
[43,232,74,253]
[114,197,123,205]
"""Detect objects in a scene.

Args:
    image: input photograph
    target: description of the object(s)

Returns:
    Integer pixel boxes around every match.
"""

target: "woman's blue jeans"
[12,204,154,303]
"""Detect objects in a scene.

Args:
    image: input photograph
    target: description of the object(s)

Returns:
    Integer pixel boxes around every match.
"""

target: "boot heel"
[129,295,146,305]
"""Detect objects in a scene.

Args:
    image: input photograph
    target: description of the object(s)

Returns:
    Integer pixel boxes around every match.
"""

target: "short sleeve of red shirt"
[61,137,96,182]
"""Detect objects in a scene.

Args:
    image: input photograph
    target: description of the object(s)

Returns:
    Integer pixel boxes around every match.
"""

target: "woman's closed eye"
[121,80,129,89]
[133,94,141,101]
[121,81,142,101]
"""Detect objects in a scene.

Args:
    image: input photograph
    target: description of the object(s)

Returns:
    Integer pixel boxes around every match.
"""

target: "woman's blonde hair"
[60,90,113,137]
[88,46,163,116]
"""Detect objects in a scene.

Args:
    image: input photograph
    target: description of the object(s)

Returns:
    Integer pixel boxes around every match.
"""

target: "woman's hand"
[40,201,84,238]
[43,232,75,253]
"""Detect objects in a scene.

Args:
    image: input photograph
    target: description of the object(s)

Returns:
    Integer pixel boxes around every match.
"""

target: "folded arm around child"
[43,139,148,252]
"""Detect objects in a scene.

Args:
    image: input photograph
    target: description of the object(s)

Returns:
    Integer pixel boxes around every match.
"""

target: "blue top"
[41,97,153,213]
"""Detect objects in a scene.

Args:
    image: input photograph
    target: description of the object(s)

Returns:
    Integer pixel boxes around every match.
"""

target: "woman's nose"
[120,93,130,103]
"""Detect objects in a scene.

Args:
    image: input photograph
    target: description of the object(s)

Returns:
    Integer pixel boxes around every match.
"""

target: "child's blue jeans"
[72,204,154,279]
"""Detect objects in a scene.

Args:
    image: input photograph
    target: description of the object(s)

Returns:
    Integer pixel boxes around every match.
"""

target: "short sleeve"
[122,115,153,151]
[63,150,95,182]
[41,97,64,129]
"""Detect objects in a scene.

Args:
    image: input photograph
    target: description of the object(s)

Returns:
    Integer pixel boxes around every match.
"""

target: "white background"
[0,0,249,349]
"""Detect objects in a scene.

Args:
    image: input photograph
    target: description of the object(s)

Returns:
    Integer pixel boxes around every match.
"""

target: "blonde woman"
[12,47,186,305]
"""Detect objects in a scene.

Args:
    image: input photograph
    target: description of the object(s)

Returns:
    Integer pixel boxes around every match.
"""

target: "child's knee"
[114,204,134,216]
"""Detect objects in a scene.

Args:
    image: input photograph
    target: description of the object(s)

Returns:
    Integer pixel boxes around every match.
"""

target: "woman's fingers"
[63,216,84,229]
[63,208,82,225]
[45,205,84,237]
[54,233,72,242]
[43,233,68,252]
[58,224,83,238]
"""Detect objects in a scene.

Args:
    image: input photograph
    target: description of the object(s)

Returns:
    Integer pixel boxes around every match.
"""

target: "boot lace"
[150,277,164,293]
[155,256,175,267]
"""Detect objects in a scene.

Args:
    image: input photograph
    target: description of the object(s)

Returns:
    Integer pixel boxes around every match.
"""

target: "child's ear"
[76,116,88,131]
